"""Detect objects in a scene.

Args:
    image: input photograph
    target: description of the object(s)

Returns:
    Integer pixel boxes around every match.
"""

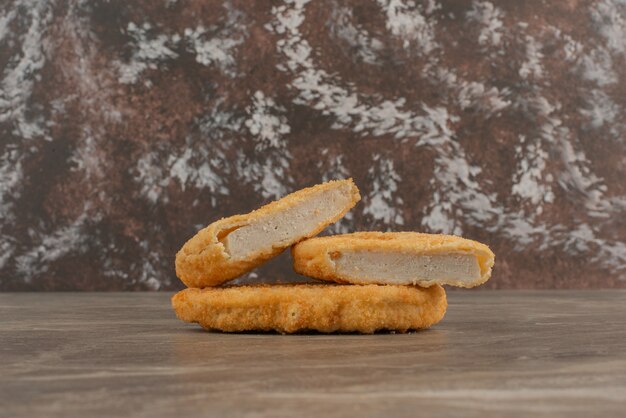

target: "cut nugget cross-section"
[175,179,361,288]
[292,232,495,288]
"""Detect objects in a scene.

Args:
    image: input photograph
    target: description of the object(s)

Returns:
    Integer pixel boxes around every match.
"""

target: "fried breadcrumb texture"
[172,284,447,334]
[175,179,360,288]
[292,232,495,288]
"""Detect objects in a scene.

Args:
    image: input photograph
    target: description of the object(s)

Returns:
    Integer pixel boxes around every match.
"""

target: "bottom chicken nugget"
[172,284,447,334]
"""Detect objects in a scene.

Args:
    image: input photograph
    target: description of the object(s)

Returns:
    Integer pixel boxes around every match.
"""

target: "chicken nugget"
[292,232,495,288]
[175,179,360,288]
[171,284,447,334]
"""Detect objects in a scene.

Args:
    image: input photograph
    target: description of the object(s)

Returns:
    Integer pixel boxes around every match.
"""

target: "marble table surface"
[1,290,625,418]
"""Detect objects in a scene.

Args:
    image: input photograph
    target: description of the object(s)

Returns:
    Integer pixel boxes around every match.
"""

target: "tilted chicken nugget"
[176,179,360,288]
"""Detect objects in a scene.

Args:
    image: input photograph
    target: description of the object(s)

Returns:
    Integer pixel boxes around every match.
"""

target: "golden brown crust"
[292,232,495,288]
[171,284,447,334]
[175,179,361,288]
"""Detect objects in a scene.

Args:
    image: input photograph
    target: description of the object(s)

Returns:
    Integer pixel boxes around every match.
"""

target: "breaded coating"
[175,179,360,288]
[171,284,447,334]
[292,232,495,288]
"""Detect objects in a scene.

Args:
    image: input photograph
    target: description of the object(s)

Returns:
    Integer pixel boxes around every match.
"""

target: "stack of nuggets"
[172,179,495,334]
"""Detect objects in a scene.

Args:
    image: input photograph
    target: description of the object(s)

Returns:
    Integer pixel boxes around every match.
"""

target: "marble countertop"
[2,290,625,417]
[2,1,626,291]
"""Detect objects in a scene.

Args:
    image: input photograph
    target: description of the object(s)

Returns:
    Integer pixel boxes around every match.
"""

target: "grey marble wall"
[0,0,625,290]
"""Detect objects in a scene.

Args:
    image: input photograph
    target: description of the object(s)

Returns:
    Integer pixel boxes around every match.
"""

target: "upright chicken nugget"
[176,179,360,288]
[172,284,447,334]
[292,232,495,288]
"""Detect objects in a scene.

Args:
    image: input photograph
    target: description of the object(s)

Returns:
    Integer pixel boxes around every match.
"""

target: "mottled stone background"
[1,0,625,290]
